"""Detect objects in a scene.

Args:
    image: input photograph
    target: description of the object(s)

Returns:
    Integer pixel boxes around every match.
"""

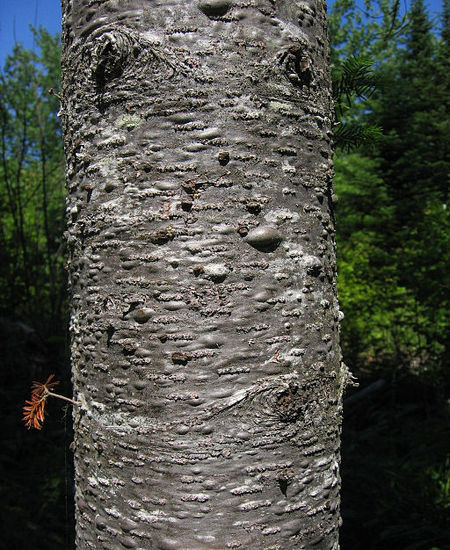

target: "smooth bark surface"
[61,1,346,548]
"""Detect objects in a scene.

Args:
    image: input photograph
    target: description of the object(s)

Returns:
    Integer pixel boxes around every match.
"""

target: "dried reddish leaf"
[22,374,60,430]
[31,374,59,394]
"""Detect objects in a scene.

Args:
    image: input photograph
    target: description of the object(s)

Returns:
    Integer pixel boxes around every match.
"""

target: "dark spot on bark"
[122,301,139,319]
[133,308,153,324]
[296,56,312,85]
[106,325,115,346]
[278,478,289,496]
[105,181,117,192]
[246,201,261,215]
[150,226,175,245]
[95,515,107,530]
[280,47,313,87]
[198,0,233,18]
[172,352,190,365]
[122,345,136,357]
[276,383,302,422]
[84,184,94,202]
[159,333,168,342]
[236,225,249,237]
[182,180,198,195]
[72,138,82,156]
[192,265,204,276]
[218,151,230,165]
[93,41,126,91]
[306,263,322,277]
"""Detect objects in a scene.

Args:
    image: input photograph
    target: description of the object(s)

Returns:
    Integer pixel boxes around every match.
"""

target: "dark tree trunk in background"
[61,0,346,548]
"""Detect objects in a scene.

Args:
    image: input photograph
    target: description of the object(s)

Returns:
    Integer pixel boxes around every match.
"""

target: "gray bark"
[61,0,346,548]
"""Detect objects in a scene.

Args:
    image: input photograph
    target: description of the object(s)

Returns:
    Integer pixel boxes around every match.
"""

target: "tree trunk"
[61,1,345,548]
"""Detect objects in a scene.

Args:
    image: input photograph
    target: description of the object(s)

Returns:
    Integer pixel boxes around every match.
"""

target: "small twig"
[23,374,79,430]
[46,391,80,406]
[48,87,62,101]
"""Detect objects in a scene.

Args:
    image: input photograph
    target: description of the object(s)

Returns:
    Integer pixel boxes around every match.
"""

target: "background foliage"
[0,29,74,550]
[0,3,448,547]
[331,1,449,547]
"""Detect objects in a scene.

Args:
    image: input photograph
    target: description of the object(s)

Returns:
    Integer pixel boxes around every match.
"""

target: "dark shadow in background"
[340,371,450,550]
[0,319,75,550]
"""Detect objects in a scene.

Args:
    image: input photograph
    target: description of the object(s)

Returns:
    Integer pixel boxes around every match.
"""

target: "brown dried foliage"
[23,374,59,430]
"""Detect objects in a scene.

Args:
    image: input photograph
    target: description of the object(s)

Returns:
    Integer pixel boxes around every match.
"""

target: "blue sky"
[0,0,61,64]
[0,0,445,65]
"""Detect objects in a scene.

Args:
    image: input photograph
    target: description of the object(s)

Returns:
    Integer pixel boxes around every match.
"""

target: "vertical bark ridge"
[62,0,344,548]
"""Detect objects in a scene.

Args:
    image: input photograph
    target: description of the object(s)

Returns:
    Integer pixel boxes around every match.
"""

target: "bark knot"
[92,31,134,91]
[276,382,303,423]
[278,46,313,87]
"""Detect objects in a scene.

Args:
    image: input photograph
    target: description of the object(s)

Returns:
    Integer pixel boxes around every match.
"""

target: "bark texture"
[61,1,346,548]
